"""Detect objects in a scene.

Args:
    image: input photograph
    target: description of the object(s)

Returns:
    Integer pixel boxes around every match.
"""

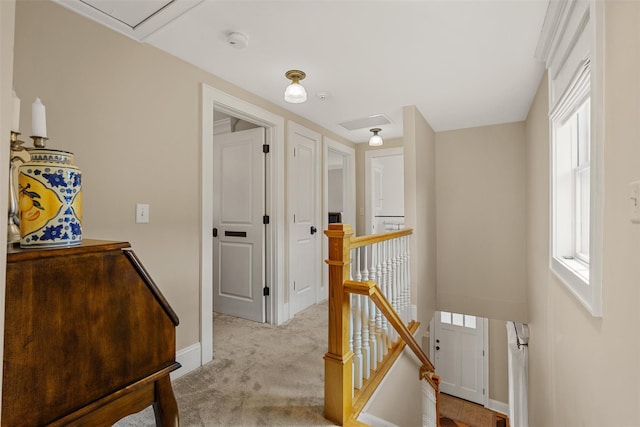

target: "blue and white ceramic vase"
[18,149,82,248]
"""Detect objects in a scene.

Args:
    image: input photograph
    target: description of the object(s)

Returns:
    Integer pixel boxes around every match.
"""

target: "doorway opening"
[211,112,266,323]
[365,147,405,235]
[201,84,286,366]
[432,310,488,406]
[322,137,355,295]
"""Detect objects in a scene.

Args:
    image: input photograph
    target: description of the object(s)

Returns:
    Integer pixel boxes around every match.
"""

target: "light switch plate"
[136,203,149,224]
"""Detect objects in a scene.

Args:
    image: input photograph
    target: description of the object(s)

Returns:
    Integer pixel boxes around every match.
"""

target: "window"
[554,95,590,279]
[550,59,602,316]
[440,311,477,330]
[538,0,603,317]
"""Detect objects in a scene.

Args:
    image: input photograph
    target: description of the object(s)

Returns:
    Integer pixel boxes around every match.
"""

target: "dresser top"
[7,239,130,262]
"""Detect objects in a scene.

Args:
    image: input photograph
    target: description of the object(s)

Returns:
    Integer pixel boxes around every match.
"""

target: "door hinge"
[263,286,270,296]
[263,215,270,225]
[263,144,270,154]
[212,228,218,237]
[483,388,485,396]
[483,350,485,356]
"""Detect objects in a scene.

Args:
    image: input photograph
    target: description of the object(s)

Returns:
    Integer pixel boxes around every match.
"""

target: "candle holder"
[30,135,49,149]
[8,131,26,245]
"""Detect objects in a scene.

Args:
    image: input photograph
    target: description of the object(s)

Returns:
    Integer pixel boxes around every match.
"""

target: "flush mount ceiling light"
[284,70,307,104]
[369,128,383,146]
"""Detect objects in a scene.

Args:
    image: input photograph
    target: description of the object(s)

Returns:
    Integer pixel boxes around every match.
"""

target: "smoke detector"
[316,91,330,101]
[226,32,248,49]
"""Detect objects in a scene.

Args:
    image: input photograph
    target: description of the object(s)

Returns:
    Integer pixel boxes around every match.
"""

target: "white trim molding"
[171,343,202,380]
[488,399,509,417]
[538,0,604,317]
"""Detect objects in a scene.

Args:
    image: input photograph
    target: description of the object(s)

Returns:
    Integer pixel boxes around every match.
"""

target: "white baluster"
[354,247,362,283]
[352,248,362,389]
[390,238,398,342]
[396,237,406,326]
[404,236,411,322]
[353,293,363,389]
[381,240,390,354]
[367,245,378,371]
[402,236,415,320]
[361,245,371,379]
[375,242,384,362]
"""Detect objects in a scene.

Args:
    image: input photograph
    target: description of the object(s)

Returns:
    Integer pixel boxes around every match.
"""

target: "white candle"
[32,98,47,137]
[11,90,20,132]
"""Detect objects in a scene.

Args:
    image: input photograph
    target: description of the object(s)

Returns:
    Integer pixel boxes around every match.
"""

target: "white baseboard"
[488,399,509,416]
[171,342,201,380]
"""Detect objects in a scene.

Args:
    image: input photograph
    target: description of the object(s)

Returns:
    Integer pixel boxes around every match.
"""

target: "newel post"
[324,223,354,425]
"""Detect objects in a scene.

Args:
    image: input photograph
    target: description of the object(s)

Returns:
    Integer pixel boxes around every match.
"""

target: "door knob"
[436,346,440,351]
[310,226,317,235]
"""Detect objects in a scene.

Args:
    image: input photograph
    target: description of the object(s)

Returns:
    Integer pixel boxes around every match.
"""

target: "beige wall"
[403,106,437,330]
[525,2,640,425]
[488,320,508,404]
[0,0,17,415]
[12,0,353,352]
[436,122,527,322]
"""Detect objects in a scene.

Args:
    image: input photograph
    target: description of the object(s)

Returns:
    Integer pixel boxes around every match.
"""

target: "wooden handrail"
[344,280,435,373]
[349,228,413,249]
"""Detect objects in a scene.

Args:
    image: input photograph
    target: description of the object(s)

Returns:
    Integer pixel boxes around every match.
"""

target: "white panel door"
[213,127,265,322]
[434,311,485,404]
[288,122,321,316]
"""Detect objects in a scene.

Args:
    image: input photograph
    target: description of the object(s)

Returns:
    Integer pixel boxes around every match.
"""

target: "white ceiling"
[56,0,549,143]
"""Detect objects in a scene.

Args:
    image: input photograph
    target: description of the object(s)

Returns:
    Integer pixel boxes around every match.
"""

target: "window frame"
[549,58,603,317]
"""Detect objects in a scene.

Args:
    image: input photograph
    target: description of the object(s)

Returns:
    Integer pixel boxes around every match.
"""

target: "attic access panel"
[54,0,203,40]
[81,0,172,28]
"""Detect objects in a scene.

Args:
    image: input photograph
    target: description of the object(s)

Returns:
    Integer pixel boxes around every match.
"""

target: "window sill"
[551,256,601,317]
[559,257,589,282]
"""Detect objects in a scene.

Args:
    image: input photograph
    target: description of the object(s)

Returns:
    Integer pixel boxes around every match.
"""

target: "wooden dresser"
[3,240,181,426]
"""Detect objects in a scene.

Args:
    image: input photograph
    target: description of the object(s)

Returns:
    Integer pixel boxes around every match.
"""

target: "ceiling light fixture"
[284,70,307,104]
[369,128,383,146]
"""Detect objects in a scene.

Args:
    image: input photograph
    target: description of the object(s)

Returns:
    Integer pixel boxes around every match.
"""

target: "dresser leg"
[153,375,180,427]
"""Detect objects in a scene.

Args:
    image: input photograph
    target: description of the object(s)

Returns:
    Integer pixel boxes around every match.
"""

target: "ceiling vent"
[339,114,391,131]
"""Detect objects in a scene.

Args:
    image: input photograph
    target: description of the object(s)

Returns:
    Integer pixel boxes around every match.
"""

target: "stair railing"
[324,223,440,427]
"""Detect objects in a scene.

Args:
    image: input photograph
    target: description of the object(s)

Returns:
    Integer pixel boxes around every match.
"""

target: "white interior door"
[288,122,321,316]
[365,147,404,236]
[213,127,266,322]
[434,311,486,404]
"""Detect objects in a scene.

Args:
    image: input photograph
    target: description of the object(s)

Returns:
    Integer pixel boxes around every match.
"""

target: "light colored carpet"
[115,302,333,427]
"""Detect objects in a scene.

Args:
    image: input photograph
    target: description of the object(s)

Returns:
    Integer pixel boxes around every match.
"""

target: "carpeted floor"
[116,302,333,427]
[115,303,504,427]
